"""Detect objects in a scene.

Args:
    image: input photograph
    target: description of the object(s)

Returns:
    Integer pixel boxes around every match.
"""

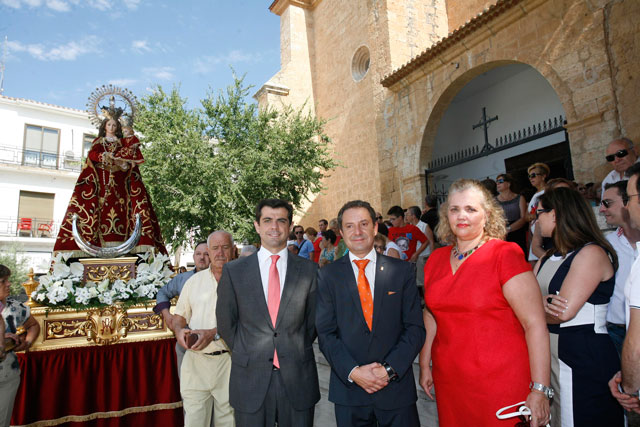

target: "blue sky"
[0,0,281,110]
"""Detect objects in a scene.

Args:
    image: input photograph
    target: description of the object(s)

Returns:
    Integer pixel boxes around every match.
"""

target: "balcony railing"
[0,145,84,172]
[0,217,60,239]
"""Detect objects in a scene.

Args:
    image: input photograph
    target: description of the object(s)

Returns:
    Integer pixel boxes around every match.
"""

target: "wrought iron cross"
[472,107,498,152]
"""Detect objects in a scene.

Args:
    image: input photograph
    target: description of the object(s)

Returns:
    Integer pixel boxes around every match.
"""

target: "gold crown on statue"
[87,84,138,128]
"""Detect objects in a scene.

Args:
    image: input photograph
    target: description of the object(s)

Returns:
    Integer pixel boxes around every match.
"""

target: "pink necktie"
[268,254,281,368]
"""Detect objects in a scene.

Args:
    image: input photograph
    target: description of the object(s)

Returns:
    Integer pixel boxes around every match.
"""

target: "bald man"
[602,137,638,198]
[174,231,236,427]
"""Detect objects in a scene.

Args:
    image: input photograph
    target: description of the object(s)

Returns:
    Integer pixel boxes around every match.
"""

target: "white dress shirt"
[348,247,377,301]
[606,228,636,325]
[257,246,288,301]
[625,245,640,329]
[415,220,431,258]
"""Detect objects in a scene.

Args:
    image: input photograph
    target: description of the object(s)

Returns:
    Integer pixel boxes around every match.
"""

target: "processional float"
[12,86,182,426]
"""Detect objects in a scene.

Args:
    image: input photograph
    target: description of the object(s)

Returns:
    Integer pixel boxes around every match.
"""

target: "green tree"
[136,76,336,248]
[0,244,29,296]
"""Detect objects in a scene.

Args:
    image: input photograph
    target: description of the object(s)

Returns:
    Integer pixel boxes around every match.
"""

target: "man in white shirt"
[609,163,640,412]
[174,231,235,427]
[405,205,435,292]
[601,137,638,198]
[600,180,640,355]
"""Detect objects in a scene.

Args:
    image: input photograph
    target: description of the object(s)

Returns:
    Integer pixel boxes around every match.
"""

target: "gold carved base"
[29,303,173,351]
[22,256,175,351]
[79,256,138,283]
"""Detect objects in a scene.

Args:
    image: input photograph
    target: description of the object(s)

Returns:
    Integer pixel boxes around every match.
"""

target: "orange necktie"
[354,259,373,330]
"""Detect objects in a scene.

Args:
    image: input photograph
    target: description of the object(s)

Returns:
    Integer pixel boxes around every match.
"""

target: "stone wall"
[379,0,639,209]
[260,0,449,224]
[445,0,495,31]
[259,0,639,223]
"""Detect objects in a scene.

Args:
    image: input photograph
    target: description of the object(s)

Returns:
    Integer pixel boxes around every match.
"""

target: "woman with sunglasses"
[496,173,527,256]
[535,187,623,426]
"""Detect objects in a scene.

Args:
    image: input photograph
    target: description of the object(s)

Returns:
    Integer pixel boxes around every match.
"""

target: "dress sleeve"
[87,138,104,163]
[497,241,531,286]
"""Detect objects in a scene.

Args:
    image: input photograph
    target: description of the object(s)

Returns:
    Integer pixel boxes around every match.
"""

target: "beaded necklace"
[452,241,484,261]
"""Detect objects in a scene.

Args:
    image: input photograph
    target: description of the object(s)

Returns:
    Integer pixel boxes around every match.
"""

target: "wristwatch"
[530,381,554,399]
[382,362,398,382]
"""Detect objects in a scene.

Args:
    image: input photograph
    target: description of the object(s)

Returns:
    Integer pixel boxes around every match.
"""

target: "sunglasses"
[535,208,552,219]
[600,199,615,208]
[377,216,383,220]
[605,149,629,162]
[295,231,304,234]
[496,178,505,184]
[528,172,543,179]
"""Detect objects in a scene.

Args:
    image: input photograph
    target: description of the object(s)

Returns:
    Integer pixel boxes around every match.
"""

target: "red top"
[312,237,323,263]
[387,224,427,260]
[424,239,532,426]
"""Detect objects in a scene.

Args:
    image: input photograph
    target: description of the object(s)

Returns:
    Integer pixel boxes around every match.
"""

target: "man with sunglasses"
[601,138,638,199]
[600,181,640,356]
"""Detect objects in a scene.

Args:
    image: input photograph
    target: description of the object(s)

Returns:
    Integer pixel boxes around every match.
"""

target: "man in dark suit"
[217,198,319,426]
[316,200,426,427]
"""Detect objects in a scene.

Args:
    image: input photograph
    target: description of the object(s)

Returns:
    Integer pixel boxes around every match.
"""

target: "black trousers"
[334,402,420,427]
[234,369,314,427]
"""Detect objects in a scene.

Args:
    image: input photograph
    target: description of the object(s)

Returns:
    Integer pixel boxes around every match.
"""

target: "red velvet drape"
[12,338,183,426]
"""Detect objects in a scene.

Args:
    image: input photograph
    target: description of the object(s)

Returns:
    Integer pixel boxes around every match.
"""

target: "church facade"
[257,0,639,221]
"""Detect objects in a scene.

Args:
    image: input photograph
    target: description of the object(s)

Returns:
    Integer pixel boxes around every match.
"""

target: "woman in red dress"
[53,117,166,257]
[419,179,551,426]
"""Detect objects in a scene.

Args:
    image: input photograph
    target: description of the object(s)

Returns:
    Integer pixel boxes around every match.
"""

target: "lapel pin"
[380,266,384,271]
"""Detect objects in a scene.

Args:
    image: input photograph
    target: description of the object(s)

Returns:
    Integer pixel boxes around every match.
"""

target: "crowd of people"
[2,136,639,427]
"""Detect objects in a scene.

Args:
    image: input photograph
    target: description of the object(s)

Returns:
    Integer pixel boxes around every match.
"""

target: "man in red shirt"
[386,206,428,262]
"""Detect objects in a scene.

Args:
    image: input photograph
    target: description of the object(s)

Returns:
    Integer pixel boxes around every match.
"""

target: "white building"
[0,95,96,272]
[0,95,199,272]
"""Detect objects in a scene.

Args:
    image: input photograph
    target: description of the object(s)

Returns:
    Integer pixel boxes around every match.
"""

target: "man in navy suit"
[316,200,426,427]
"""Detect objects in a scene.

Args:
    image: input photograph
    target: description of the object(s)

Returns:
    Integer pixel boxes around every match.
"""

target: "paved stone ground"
[312,343,439,427]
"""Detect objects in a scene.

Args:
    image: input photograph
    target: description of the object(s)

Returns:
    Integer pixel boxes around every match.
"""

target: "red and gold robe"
[53,136,167,257]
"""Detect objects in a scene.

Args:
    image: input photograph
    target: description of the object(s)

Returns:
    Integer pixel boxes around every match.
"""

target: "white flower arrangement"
[32,251,173,308]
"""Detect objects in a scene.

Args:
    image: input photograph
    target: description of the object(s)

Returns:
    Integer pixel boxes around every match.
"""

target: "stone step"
[312,342,439,426]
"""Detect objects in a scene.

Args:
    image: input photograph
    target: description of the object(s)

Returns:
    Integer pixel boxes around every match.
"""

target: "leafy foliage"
[136,76,336,248]
[0,244,29,296]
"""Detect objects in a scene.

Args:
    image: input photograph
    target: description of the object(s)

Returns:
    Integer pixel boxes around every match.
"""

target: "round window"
[351,46,370,82]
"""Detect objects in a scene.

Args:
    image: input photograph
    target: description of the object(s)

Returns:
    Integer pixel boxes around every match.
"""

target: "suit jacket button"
[274,332,278,337]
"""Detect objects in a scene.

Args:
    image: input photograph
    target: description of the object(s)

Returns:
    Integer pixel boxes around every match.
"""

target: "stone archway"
[419,61,567,193]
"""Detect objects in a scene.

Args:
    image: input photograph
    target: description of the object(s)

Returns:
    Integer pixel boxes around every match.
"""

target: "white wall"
[0,96,96,156]
[431,64,565,188]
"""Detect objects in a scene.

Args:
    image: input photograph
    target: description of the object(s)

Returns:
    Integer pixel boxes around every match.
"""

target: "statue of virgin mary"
[53,85,167,258]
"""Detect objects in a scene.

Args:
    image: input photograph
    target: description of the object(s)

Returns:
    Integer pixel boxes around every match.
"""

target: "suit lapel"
[247,253,274,329]
[275,253,298,327]
[371,254,387,333]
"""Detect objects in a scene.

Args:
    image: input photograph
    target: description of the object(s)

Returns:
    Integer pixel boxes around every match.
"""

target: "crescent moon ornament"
[72,213,142,258]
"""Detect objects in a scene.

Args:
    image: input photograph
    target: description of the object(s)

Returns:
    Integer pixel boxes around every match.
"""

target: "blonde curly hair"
[435,179,507,246]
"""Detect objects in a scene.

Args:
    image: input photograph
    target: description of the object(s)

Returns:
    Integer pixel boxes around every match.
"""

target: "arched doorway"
[421,62,568,200]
